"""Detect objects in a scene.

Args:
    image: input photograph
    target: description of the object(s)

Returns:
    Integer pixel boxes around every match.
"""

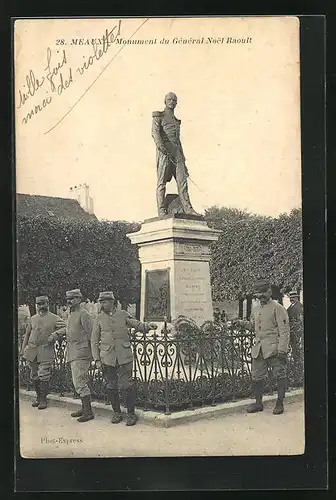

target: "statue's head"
[164,92,177,110]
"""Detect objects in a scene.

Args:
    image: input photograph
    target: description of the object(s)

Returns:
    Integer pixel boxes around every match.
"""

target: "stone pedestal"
[127,215,220,326]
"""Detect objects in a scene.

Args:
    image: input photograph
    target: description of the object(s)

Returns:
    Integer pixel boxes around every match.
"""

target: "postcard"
[15,16,304,460]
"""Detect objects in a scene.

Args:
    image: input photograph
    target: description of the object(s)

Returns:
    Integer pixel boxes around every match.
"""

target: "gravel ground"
[19,396,305,458]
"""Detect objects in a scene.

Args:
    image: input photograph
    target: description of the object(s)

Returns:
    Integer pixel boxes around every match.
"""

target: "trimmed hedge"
[205,206,302,301]
[17,215,140,309]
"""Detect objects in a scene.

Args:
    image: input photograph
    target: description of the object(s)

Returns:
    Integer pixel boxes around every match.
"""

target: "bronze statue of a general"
[152,92,199,216]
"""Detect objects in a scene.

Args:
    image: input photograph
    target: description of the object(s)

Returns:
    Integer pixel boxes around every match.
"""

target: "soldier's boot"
[76,396,94,423]
[108,390,123,424]
[37,381,49,410]
[31,379,41,407]
[71,399,84,418]
[273,378,286,415]
[125,386,137,426]
[247,380,264,413]
[77,395,95,422]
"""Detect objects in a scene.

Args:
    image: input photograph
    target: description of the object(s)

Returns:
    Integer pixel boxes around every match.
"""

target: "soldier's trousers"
[290,324,303,364]
[29,359,52,382]
[156,152,191,212]
[102,361,133,391]
[70,359,91,397]
[252,353,287,382]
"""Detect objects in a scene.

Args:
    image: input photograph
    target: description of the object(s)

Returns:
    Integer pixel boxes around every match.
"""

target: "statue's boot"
[157,186,167,216]
[175,164,201,216]
[185,207,201,216]
[179,187,200,216]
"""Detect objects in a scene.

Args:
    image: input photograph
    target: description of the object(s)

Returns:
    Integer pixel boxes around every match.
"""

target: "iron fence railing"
[19,323,304,413]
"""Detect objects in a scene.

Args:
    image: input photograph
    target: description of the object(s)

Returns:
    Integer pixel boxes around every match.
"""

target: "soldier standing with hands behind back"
[234,280,290,415]
[91,291,158,426]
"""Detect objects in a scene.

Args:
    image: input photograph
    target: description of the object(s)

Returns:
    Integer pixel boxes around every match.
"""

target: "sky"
[15,17,301,222]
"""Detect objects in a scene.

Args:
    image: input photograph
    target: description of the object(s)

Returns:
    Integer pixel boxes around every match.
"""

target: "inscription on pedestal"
[174,261,213,325]
[174,241,211,261]
[144,269,171,321]
[127,217,220,327]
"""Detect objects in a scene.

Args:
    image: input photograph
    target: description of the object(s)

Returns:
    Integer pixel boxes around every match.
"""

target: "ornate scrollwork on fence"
[19,321,304,413]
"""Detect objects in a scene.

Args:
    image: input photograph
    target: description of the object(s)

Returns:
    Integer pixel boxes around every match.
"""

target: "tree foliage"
[205,206,302,301]
[17,215,141,309]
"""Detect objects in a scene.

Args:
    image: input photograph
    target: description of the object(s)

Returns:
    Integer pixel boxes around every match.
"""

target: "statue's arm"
[178,138,186,161]
[151,113,167,154]
[176,119,186,161]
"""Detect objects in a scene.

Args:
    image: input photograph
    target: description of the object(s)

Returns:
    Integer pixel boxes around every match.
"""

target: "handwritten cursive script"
[45,47,68,93]
[77,24,121,76]
[16,19,150,130]
[16,70,45,109]
[18,46,74,125]
[21,96,53,124]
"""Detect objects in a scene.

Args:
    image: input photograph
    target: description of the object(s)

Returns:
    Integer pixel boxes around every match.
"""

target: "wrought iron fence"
[19,323,304,414]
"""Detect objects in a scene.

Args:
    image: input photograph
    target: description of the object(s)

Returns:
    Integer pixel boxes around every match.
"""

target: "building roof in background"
[17,193,97,221]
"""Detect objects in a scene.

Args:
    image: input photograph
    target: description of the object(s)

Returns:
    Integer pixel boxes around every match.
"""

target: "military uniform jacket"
[91,309,151,366]
[63,308,93,363]
[247,300,290,359]
[287,301,303,323]
[22,312,65,363]
[152,110,185,162]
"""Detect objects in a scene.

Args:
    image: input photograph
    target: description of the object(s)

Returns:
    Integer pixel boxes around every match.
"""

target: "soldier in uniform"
[220,309,227,323]
[286,290,304,364]
[234,280,290,415]
[152,92,199,216]
[213,307,221,323]
[91,291,158,426]
[20,296,66,410]
[58,289,95,422]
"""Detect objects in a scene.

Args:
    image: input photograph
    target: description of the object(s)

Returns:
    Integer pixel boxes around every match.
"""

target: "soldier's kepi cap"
[98,291,115,301]
[66,289,82,299]
[254,279,271,292]
[35,295,49,304]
